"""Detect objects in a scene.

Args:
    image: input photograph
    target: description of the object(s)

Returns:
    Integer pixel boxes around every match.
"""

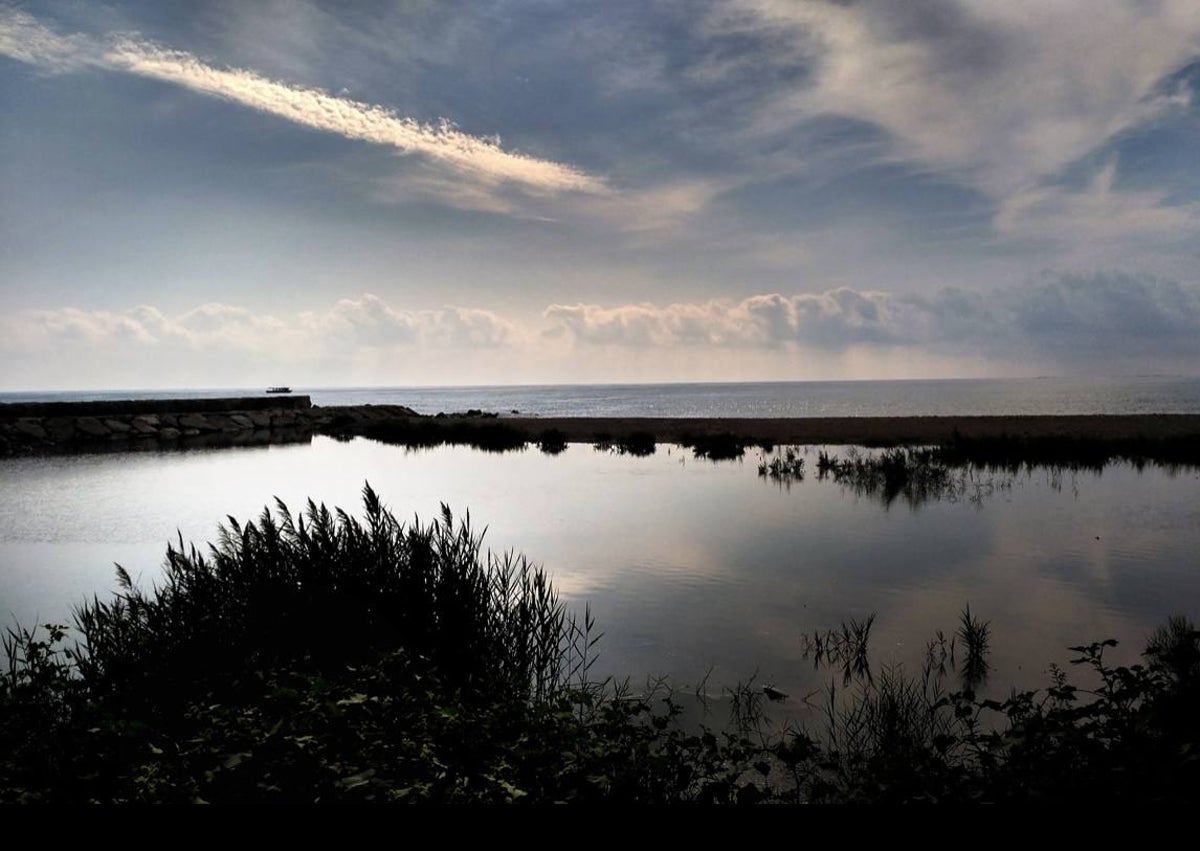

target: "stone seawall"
[0,397,419,456]
[0,395,313,419]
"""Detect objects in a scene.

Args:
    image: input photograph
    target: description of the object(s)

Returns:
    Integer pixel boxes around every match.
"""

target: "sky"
[1,0,1199,389]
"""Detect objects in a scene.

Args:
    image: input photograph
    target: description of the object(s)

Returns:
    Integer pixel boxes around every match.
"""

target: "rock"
[75,417,110,438]
[131,419,158,435]
[14,420,48,441]
[182,428,201,437]
[44,417,76,441]
[160,414,178,427]
[248,411,272,428]
[133,414,160,428]
[179,413,216,431]
[204,414,240,433]
[762,686,789,702]
[230,414,254,429]
[158,427,181,441]
[104,419,132,434]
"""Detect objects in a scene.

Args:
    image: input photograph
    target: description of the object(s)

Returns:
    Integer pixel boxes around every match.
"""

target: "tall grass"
[71,484,587,705]
[361,419,527,452]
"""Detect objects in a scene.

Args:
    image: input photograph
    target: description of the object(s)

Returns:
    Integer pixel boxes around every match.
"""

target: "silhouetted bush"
[363,419,526,452]
[682,432,746,460]
[616,431,657,457]
[537,428,568,455]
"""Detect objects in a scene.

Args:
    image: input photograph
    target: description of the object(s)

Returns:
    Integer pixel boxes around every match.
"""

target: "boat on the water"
[266,386,292,394]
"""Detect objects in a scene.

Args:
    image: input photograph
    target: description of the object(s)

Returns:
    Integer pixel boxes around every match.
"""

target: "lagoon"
[2,435,1198,709]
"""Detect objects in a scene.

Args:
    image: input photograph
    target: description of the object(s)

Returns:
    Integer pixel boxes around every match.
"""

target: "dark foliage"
[681,432,747,460]
[615,431,658,457]
[362,419,526,452]
[537,428,569,455]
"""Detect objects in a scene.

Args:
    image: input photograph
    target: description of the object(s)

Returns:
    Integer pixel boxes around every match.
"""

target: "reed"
[957,604,991,690]
[616,431,657,457]
[681,432,747,460]
[362,419,527,452]
[757,446,805,485]
[68,484,587,708]
[537,428,569,455]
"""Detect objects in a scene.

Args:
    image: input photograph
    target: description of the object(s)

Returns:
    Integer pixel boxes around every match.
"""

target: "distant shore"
[499,414,1200,445]
[3,395,1200,457]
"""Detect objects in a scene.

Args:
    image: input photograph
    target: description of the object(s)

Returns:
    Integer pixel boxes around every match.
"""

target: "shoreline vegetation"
[2,485,1197,803]
[2,395,1200,466]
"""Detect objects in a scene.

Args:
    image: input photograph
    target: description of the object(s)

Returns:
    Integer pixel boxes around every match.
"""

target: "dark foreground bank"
[3,486,1197,803]
[4,395,1200,462]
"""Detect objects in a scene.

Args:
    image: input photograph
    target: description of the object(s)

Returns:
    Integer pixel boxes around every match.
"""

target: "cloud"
[8,275,1196,362]
[995,158,1200,249]
[714,0,1200,197]
[545,273,1200,365]
[301,294,519,349]
[545,289,952,349]
[696,0,1200,250]
[0,6,93,71]
[1011,272,1200,356]
[3,278,1199,386]
[1,293,519,357]
[0,9,603,196]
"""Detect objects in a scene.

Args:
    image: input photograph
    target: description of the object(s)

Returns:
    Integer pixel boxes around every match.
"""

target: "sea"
[4,375,1200,417]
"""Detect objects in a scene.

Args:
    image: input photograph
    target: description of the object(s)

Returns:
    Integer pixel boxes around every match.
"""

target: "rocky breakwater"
[1,396,284,456]
[0,397,425,456]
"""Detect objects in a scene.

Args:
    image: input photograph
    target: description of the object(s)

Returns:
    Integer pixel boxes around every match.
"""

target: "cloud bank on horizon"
[1,1,1199,387]
[5,274,1199,388]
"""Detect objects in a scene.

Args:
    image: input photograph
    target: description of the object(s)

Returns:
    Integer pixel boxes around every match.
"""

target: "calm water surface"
[5,375,1200,416]
[2,437,1198,709]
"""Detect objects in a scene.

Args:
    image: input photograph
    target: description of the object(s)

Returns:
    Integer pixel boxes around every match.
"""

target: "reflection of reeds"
[757,446,805,486]
[362,419,527,452]
[957,604,991,691]
[591,431,658,456]
[810,447,962,507]
[941,433,1200,472]
[802,613,876,686]
[617,431,657,457]
[743,431,1200,507]
[804,606,992,694]
[682,432,747,460]
[537,428,568,455]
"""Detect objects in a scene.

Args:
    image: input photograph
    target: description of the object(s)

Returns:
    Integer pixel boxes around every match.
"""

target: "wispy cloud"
[702,0,1200,247]
[995,158,1200,253]
[714,0,1200,196]
[0,9,603,195]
